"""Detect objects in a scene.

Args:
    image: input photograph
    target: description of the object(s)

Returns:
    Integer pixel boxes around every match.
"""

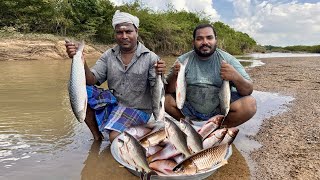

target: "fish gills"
[173,144,229,175]
[68,41,87,122]
[176,58,189,109]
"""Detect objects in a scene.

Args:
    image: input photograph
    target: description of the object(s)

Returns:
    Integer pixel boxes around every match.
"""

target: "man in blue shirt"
[165,24,256,127]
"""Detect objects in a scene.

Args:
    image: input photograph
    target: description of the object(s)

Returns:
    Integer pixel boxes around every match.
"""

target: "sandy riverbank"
[246,56,320,179]
[1,38,319,179]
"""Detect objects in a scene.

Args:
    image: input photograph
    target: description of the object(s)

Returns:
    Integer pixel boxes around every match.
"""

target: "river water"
[0,53,311,179]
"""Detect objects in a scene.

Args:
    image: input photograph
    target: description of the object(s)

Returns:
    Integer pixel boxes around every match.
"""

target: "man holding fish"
[65,10,166,142]
[165,24,257,127]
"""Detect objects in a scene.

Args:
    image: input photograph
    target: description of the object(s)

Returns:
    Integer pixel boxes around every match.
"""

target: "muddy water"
[0,57,290,180]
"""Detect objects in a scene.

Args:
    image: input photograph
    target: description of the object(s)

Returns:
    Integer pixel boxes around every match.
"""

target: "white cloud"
[109,0,220,21]
[109,0,319,46]
[230,1,320,46]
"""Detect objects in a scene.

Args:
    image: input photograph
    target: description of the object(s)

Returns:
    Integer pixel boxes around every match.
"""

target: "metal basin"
[110,133,232,180]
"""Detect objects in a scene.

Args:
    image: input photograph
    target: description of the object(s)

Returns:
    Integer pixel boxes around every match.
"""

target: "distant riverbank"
[0,37,108,61]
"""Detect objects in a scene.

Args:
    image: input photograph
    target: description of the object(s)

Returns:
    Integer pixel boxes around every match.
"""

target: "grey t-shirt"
[169,48,250,114]
[90,42,159,114]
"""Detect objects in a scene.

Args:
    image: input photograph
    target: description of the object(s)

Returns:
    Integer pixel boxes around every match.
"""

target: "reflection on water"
[239,60,265,68]
[0,58,293,179]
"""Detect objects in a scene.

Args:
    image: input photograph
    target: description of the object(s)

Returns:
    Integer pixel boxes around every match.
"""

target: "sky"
[109,0,320,46]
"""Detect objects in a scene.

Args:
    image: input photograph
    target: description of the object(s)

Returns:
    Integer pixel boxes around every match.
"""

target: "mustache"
[200,44,211,49]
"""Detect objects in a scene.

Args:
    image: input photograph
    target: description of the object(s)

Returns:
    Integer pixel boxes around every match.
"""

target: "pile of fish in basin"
[110,115,239,180]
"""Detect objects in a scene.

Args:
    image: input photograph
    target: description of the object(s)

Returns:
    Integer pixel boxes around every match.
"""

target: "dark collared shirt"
[91,42,159,114]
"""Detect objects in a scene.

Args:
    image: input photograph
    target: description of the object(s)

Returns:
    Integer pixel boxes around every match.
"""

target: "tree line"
[265,45,320,53]
[1,0,318,55]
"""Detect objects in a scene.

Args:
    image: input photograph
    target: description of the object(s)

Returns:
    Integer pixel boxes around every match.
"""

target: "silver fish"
[173,144,229,175]
[164,118,191,157]
[220,127,239,145]
[198,115,224,139]
[125,125,152,140]
[152,74,166,121]
[176,58,189,109]
[123,131,153,174]
[203,128,228,149]
[117,139,136,167]
[68,40,87,122]
[172,154,185,164]
[145,145,163,157]
[147,143,180,163]
[149,159,177,175]
[139,128,166,148]
[179,118,203,154]
[219,80,231,123]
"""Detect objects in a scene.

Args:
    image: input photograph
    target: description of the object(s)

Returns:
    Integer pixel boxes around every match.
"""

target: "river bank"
[247,56,320,179]
[1,37,319,179]
[0,37,108,61]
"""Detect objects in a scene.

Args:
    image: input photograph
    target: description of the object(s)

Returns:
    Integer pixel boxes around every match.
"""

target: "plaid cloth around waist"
[86,85,150,132]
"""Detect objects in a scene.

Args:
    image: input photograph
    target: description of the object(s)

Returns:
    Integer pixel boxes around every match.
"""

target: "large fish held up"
[68,40,87,122]
[176,58,189,109]
[152,72,167,121]
[219,80,231,123]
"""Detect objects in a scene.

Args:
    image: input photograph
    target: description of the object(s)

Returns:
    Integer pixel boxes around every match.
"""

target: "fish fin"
[161,74,168,84]
[212,159,228,169]
[163,169,175,175]
[147,156,154,163]
[139,171,144,180]
[221,159,228,165]
[143,171,158,180]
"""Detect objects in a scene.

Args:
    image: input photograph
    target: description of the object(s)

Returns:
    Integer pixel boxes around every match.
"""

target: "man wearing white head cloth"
[112,10,139,29]
[65,10,166,142]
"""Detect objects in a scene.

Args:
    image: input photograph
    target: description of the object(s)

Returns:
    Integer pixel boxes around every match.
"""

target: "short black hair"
[193,24,217,39]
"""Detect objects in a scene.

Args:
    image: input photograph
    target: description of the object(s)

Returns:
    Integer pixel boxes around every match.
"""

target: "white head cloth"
[112,10,139,29]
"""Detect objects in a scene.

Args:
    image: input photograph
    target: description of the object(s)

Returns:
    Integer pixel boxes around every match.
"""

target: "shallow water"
[0,56,293,179]
[248,52,320,58]
[234,91,294,175]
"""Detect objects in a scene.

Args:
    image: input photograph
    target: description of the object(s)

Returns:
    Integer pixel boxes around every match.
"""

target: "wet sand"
[246,56,320,179]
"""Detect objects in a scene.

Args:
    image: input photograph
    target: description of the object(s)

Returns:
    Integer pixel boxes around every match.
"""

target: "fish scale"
[140,129,166,148]
[176,58,189,109]
[179,118,203,153]
[123,131,152,174]
[68,41,87,122]
[152,74,166,121]
[219,80,231,124]
[164,118,191,157]
[173,144,229,174]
